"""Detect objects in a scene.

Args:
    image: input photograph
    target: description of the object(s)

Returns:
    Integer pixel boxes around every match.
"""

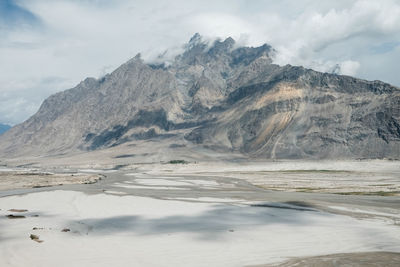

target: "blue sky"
[0,0,40,27]
[1,0,400,125]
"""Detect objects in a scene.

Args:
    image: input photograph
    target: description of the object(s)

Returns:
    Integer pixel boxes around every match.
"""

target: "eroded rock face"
[1,34,399,159]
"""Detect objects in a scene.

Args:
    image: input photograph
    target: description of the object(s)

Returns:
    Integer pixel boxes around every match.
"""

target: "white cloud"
[0,76,73,124]
[339,60,361,76]
[1,0,400,125]
[267,0,400,76]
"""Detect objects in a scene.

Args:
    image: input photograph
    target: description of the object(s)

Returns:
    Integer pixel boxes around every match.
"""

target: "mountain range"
[1,33,399,160]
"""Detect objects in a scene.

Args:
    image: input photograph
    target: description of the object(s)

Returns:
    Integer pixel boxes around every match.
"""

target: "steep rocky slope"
[1,34,399,159]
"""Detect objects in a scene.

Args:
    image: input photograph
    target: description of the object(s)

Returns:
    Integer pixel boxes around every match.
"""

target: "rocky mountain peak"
[128,53,143,63]
[109,53,146,80]
[178,34,272,68]
[207,37,236,57]
[80,77,98,88]
[179,34,208,65]
[0,34,399,159]
[188,33,202,48]
[121,53,144,69]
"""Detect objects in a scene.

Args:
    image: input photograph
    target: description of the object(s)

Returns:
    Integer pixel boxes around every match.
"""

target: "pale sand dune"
[0,190,399,267]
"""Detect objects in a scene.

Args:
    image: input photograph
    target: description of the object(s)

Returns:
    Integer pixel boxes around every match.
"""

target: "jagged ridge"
[0,34,399,159]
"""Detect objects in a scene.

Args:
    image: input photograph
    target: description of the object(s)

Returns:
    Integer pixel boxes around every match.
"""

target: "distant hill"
[0,124,11,135]
[0,34,399,159]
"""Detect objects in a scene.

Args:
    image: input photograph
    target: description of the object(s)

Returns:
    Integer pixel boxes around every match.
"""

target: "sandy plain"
[0,169,102,191]
[0,160,399,266]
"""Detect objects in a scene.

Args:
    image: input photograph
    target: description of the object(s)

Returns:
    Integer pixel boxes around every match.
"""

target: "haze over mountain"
[1,34,399,160]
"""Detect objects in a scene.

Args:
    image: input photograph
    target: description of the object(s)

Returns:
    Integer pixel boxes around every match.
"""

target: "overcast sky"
[1,0,400,125]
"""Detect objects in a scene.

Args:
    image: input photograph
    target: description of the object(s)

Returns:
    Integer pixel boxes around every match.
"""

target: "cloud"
[339,61,361,76]
[1,0,400,125]
[0,0,42,29]
[370,41,400,54]
[0,76,73,125]
[263,0,400,76]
